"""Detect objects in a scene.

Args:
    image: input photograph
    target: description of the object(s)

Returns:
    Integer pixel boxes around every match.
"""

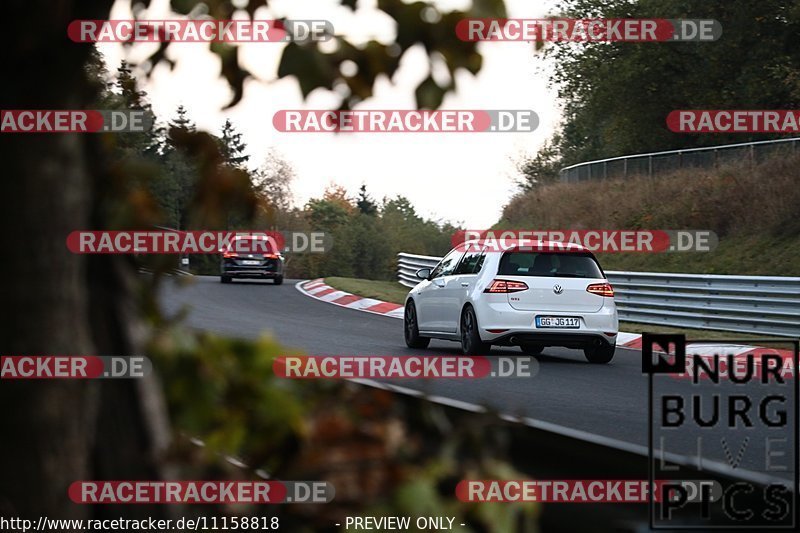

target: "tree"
[306,184,353,230]
[115,60,148,110]
[544,0,800,167]
[515,138,562,190]
[218,118,249,168]
[168,105,195,136]
[0,0,505,520]
[254,149,295,213]
[1,1,164,521]
[160,106,200,229]
[356,183,378,215]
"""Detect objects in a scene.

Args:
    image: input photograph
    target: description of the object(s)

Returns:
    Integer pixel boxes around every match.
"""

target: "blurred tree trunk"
[0,0,169,520]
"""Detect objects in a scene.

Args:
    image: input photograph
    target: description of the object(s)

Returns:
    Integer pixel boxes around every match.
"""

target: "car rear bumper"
[486,331,616,349]
[221,260,282,278]
[222,269,281,278]
[474,300,618,343]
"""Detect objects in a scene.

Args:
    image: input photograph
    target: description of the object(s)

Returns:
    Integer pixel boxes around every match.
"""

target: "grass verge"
[324,276,411,305]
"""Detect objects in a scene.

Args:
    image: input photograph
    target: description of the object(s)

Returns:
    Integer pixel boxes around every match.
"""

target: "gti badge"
[553,284,563,294]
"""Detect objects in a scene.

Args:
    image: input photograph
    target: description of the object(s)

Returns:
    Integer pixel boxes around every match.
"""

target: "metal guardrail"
[558,137,800,183]
[397,252,800,337]
[397,252,442,287]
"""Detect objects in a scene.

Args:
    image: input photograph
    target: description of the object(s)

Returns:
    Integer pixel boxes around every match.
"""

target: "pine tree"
[115,60,149,110]
[219,119,249,168]
[169,105,196,135]
[108,60,161,156]
[162,105,200,229]
[356,183,378,215]
[163,104,196,156]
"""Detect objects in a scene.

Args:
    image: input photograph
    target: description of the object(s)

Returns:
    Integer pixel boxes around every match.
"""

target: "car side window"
[473,252,486,274]
[454,250,484,275]
[430,249,464,279]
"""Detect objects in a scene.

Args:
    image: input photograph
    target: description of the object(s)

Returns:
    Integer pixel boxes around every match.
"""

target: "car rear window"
[498,252,604,278]
[228,237,276,254]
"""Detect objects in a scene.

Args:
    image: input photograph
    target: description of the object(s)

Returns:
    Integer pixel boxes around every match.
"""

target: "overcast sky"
[99,0,561,227]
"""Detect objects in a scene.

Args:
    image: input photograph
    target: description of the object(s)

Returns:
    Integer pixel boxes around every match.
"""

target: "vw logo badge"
[553,284,563,295]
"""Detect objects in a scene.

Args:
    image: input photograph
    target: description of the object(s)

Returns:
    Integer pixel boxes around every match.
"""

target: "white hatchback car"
[403,243,618,363]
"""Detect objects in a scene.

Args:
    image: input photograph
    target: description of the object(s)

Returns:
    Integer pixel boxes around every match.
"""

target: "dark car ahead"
[220,235,284,284]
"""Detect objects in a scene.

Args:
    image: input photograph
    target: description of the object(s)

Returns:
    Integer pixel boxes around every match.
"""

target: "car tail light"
[484,279,528,293]
[586,282,614,297]
[223,250,237,258]
[263,253,279,259]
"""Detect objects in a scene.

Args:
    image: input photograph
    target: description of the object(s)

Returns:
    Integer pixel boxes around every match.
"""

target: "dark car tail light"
[484,279,528,293]
[586,282,614,297]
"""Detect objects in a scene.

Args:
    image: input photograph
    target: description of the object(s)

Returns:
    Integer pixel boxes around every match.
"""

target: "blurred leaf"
[210,43,250,108]
[141,0,510,110]
[170,0,201,15]
[245,0,269,18]
[337,40,402,101]
[470,0,508,18]
[278,43,337,98]
[415,75,445,109]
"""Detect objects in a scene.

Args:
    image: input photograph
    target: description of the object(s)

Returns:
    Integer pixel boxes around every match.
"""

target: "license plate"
[536,316,580,328]
[242,260,260,265]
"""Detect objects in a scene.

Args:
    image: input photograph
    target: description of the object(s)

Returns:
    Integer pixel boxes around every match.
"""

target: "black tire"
[519,343,543,355]
[273,276,284,285]
[404,301,430,349]
[460,306,490,355]
[584,343,615,364]
[220,275,232,284]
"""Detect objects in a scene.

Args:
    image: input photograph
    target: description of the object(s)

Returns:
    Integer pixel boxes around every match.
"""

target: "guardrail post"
[648,155,652,178]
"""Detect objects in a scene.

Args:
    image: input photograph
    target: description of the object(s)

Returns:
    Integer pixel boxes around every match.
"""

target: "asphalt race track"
[159,276,796,482]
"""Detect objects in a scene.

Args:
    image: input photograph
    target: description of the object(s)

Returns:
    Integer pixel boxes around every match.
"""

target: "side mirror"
[415,268,431,280]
